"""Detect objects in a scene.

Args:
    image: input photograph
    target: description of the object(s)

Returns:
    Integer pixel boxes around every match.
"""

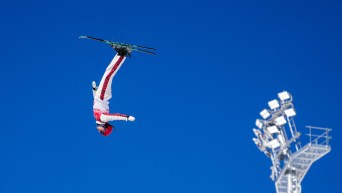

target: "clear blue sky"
[0,0,341,193]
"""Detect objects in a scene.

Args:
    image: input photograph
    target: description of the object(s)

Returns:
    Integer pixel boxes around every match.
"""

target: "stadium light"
[268,99,280,110]
[253,138,267,152]
[275,116,287,126]
[277,135,286,147]
[278,91,291,101]
[251,91,332,193]
[256,119,263,129]
[253,138,261,146]
[266,125,279,134]
[253,128,262,138]
[260,109,271,119]
[284,108,296,117]
[269,139,281,149]
[263,129,274,140]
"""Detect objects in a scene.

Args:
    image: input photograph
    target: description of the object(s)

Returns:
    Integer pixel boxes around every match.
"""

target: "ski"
[79,35,156,55]
[134,45,156,50]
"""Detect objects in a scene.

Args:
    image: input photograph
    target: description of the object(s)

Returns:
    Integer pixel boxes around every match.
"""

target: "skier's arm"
[100,113,135,122]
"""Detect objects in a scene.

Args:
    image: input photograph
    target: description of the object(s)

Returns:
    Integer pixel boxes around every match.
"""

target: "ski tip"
[135,49,156,55]
[136,45,157,50]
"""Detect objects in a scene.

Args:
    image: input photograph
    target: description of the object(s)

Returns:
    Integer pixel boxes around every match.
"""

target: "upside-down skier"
[92,47,135,136]
[81,35,155,136]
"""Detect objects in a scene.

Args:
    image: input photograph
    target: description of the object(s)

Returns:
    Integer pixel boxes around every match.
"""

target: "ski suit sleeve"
[92,89,96,98]
[100,113,128,122]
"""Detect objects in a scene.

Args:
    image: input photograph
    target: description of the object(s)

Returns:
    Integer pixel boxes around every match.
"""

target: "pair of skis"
[79,35,156,55]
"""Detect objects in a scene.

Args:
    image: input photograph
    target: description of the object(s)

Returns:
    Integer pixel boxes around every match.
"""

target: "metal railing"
[306,126,332,146]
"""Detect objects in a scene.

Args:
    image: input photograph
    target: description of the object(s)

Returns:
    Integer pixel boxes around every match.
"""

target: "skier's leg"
[100,113,135,122]
[95,53,127,101]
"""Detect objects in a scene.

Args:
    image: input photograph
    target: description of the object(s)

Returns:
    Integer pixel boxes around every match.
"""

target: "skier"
[92,48,135,136]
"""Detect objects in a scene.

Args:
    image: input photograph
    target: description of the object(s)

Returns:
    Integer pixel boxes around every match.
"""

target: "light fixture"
[268,99,280,110]
[253,138,266,152]
[253,138,261,145]
[275,116,287,126]
[269,139,281,149]
[266,125,279,134]
[253,128,262,138]
[277,134,286,147]
[251,91,332,192]
[284,108,296,117]
[260,109,271,119]
[263,129,274,140]
[256,119,263,129]
[278,91,291,101]
[253,138,263,148]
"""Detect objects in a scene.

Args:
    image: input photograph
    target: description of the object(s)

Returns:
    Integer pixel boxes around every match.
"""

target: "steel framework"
[252,91,332,193]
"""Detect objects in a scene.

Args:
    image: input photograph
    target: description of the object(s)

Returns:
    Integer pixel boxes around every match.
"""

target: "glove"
[92,81,97,91]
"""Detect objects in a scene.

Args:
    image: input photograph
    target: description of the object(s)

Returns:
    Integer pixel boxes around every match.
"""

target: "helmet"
[102,123,113,136]
[97,123,113,136]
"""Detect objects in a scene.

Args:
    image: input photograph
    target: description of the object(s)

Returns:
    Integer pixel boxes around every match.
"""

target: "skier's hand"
[92,81,97,91]
[92,81,97,97]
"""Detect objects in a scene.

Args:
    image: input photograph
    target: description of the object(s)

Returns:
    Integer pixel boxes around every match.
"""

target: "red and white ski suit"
[93,53,129,124]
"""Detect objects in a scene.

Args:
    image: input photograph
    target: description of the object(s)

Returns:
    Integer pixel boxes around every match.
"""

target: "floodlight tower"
[252,91,332,193]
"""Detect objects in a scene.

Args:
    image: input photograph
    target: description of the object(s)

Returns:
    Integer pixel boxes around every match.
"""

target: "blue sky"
[0,0,341,193]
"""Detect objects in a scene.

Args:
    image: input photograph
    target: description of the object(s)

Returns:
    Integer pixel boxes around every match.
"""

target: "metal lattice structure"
[252,91,332,193]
